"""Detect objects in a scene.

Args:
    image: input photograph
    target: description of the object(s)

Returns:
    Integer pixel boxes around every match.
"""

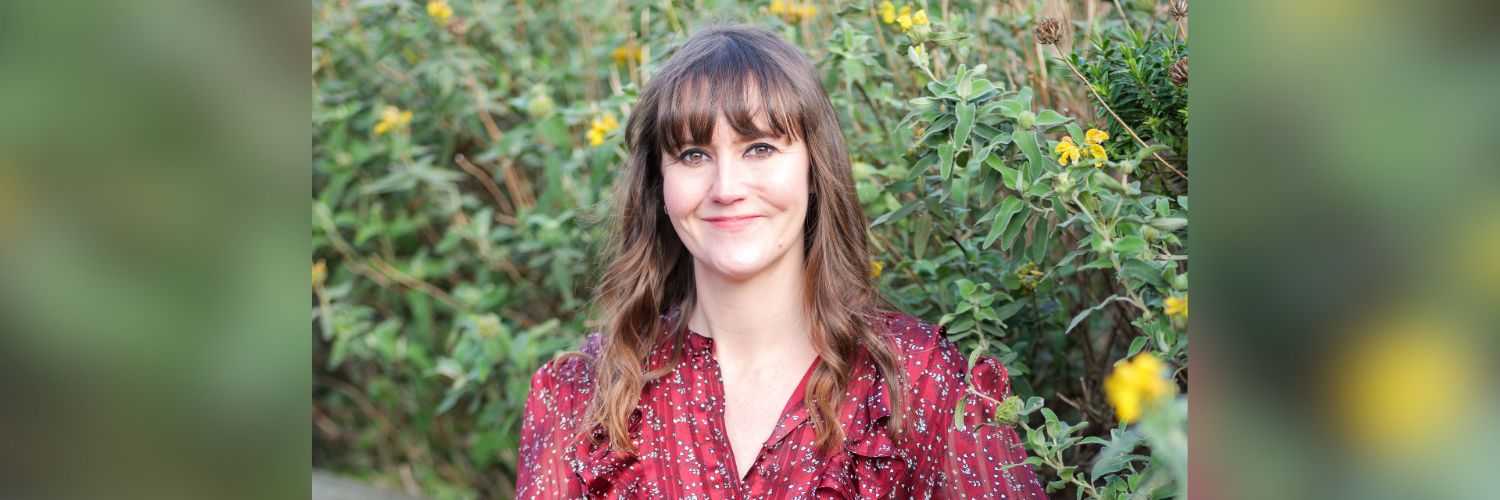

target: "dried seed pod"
[1168,0,1188,20]
[1170,57,1188,87]
[1035,17,1062,45]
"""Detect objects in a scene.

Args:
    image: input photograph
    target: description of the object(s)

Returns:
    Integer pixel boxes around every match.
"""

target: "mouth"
[702,215,764,231]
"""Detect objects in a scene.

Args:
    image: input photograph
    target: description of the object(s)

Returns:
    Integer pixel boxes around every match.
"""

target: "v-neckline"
[687,327,821,485]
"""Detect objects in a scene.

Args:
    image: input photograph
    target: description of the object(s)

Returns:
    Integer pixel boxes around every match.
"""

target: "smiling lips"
[703,215,763,231]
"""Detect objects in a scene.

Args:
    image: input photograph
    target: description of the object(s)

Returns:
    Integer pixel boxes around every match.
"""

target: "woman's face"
[661,114,811,282]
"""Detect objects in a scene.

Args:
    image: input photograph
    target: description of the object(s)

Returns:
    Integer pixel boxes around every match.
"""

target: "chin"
[705,252,775,281]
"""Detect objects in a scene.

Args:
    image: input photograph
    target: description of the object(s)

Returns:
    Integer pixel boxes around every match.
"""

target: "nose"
[708,156,749,205]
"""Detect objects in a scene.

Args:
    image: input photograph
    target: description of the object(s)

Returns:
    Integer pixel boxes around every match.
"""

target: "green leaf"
[1126,336,1148,358]
[966,78,994,98]
[1002,211,1029,251]
[983,197,1025,249]
[1122,258,1169,288]
[871,199,920,227]
[1114,235,1148,256]
[997,165,1022,191]
[1149,217,1188,232]
[1012,129,1046,179]
[915,115,956,145]
[908,151,938,181]
[951,175,970,207]
[955,278,978,298]
[1066,123,1084,143]
[993,300,1026,324]
[953,102,975,152]
[913,212,933,259]
[841,57,866,84]
[1066,295,1127,334]
[1036,109,1070,127]
[938,142,956,179]
[1090,429,1145,481]
[966,136,1003,181]
[907,45,931,74]
[1056,248,1088,269]
[997,97,1026,118]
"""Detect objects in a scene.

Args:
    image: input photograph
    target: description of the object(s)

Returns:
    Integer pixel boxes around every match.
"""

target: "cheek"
[660,171,701,219]
[765,152,812,210]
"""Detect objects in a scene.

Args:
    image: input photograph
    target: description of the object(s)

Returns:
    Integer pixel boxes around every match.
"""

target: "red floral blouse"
[515,311,1046,499]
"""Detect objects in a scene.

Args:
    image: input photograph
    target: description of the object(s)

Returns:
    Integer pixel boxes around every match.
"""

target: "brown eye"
[745,143,778,159]
[677,149,710,166]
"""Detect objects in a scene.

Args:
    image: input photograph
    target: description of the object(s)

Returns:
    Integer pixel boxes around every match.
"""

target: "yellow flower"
[1085,128,1110,145]
[796,3,817,21]
[879,1,896,24]
[1083,129,1110,162]
[611,41,643,66]
[1331,313,1476,459]
[587,113,619,147]
[1016,262,1045,291]
[374,105,413,136]
[426,0,453,23]
[1164,295,1188,320]
[1088,143,1108,162]
[1104,353,1176,424]
[912,9,929,26]
[896,5,913,31]
[772,1,816,23]
[1054,136,1081,166]
[870,260,884,279]
[313,260,327,288]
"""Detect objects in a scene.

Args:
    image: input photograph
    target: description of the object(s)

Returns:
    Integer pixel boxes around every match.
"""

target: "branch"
[1051,48,1186,180]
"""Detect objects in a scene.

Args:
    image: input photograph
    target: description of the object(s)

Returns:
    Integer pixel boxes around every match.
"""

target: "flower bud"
[1172,272,1189,291]
[1017,110,1036,129]
[1141,225,1161,241]
[1052,172,1074,194]
[526,94,555,119]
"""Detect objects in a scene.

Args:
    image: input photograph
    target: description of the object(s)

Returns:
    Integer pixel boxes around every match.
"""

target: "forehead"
[699,113,781,145]
[657,68,803,153]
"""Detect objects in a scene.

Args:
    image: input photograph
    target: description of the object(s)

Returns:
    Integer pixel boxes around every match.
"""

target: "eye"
[676,149,710,166]
[745,143,779,159]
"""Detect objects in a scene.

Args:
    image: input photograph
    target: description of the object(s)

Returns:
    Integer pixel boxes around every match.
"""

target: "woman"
[516,25,1045,499]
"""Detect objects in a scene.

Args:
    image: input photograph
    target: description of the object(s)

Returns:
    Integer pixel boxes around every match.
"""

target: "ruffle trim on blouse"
[815,355,903,498]
[570,408,643,495]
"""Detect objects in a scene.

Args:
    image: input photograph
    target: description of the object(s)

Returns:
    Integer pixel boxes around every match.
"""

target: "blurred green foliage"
[312,0,1188,498]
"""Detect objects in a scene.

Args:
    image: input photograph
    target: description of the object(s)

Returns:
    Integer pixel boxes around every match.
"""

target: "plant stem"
[1052,48,1186,180]
[1111,0,1138,41]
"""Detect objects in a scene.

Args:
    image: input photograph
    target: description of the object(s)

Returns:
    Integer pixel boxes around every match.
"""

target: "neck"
[687,249,814,368]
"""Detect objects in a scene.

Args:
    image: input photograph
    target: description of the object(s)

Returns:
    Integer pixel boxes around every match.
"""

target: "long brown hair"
[577,24,905,457]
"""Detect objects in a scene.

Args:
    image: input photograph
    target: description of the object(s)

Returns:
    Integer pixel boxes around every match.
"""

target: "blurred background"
[0,0,1493,499]
[0,1,308,499]
[1192,0,1500,498]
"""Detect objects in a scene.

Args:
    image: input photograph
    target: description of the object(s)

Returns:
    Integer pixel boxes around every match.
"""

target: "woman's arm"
[515,358,587,499]
[938,355,1047,499]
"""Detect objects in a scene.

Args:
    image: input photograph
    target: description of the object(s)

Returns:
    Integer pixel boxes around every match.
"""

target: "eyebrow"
[676,131,785,149]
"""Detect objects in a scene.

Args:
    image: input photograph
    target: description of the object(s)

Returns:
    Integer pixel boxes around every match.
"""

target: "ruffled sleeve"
[884,312,1045,499]
[938,354,1047,499]
[514,335,600,499]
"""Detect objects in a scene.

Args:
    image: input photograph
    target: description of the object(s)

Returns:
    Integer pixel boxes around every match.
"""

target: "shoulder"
[872,310,969,384]
[873,310,1015,416]
[527,332,604,400]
